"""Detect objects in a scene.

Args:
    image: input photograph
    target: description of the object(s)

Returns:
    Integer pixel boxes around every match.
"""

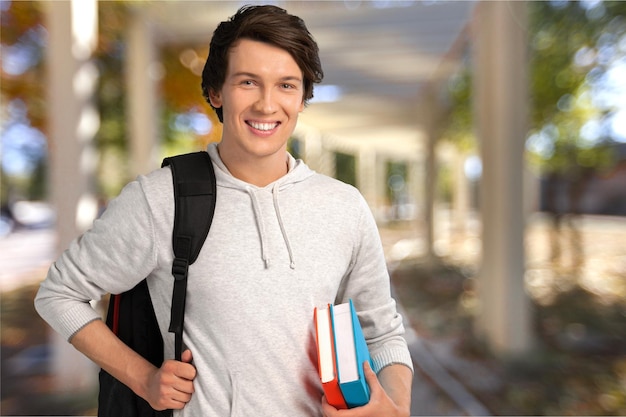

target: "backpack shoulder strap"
[161,151,216,360]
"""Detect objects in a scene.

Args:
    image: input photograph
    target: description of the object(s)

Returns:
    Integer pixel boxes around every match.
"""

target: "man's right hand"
[69,321,197,411]
[146,349,197,410]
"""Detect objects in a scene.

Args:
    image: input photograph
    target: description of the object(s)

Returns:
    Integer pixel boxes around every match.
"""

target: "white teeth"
[249,121,277,131]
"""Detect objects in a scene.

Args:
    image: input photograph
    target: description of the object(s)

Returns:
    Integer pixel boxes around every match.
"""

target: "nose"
[253,88,276,114]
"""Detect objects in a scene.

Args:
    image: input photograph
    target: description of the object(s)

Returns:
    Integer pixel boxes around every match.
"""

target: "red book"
[314,304,348,409]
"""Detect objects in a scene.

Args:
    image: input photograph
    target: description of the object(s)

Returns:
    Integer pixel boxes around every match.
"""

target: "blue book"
[330,300,371,408]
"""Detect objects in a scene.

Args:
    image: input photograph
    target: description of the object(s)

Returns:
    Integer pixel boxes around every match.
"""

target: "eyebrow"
[231,72,303,83]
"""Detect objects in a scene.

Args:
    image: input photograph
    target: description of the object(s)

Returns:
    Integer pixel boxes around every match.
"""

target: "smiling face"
[209,38,305,168]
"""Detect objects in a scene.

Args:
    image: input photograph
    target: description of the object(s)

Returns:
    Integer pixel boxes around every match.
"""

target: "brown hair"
[201,4,324,122]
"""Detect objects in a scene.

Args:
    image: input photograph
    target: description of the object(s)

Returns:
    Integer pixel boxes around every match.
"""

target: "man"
[35,5,413,416]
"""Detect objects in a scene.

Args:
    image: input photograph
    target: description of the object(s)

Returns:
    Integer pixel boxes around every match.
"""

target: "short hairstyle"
[201,4,324,123]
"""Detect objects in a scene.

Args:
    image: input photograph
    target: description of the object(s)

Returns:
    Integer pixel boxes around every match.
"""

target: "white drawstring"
[273,183,296,269]
[246,185,296,269]
[247,187,270,268]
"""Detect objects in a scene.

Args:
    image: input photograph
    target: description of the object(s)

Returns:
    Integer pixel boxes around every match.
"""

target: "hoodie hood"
[207,143,315,269]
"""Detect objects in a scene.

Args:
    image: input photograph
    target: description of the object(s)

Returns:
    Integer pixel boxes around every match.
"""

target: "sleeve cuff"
[57,302,102,342]
[371,346,414,374]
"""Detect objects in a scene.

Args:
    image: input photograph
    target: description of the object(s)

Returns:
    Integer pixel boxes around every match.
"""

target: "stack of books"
[314,299,371,409]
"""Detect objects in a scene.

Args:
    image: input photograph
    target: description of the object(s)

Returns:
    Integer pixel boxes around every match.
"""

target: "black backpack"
[98,151,217,417]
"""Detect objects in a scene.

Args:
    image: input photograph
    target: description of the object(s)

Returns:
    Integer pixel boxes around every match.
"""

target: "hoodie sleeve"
[335,193,414,374]
[34,177,161,342]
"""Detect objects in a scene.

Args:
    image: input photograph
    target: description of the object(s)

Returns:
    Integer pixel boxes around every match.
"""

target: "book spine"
[339,379,370,408]
[338,300,372,408]
[323,380,348,409]
[316,305,348,409]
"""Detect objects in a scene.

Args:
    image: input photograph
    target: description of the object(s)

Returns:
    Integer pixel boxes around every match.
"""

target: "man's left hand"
[321,361,410,417]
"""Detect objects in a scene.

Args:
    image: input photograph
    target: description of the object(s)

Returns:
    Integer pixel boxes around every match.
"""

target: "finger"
[176,350,197,381]
[170,388,193,404]
[320,395,336,417]
[362,361,382,395]
[160,359,193,377]
[176,364,197,383]
[173,376,196,395]
[168,395,191,410]
[181,349,193,364]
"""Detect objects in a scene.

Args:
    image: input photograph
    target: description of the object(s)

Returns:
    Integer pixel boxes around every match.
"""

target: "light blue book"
[330,299,371,408]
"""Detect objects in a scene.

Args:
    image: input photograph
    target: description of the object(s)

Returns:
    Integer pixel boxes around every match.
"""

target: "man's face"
[209,38,305,160]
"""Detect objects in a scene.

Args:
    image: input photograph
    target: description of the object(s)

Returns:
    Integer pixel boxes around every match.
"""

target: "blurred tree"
[96,3,222,196]
[0,1,46,131]
[526,0,624,176]
[94,1,133,197]
[1,1,46,206]
[442,0,626,212]
[160,44,222,152]
[441,57,474,154]
[1,1,223,201]
[525,1,626,266]
[431,1,626,275]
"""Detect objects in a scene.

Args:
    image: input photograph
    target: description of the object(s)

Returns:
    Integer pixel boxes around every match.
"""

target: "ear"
[298,99,305,112]
[209,89,222,108]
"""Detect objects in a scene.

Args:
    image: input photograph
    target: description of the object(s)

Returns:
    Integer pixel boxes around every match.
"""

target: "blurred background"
[1,0,625,415]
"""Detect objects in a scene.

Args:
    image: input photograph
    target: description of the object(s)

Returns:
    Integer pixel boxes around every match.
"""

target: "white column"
[406,157,419,214]
[473,1,532,355]
[424,111,438,261]
[47,0,99,251]
[374,155,388,218]
[357,147,377,209]
[452,150,470,235]
[302,128,323,172]
[126,12,160,177]
[45,0,99,392]
[302,128,336,177]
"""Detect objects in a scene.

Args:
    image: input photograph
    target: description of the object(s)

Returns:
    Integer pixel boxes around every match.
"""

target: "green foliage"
[0,1,46,131]
[95,1,130,153]
[529,1,592,127]
[287,137,303,160]
[1,1,224,199]
[442,1,626,183]
[528,1,626,177]
[442,64,474,152]
[530,1,626,125]
[386,160,409,204]
[334,152,357,187]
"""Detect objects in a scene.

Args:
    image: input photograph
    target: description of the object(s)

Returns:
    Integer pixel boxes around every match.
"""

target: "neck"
[217,145,289,187]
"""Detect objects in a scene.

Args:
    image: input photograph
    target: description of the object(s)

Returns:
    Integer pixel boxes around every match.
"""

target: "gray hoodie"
[35,143,413,416]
